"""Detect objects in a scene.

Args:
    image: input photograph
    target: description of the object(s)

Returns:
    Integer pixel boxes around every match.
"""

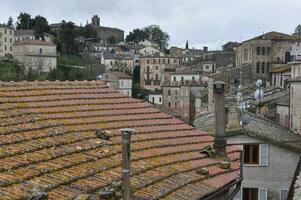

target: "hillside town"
[0,3,301,200]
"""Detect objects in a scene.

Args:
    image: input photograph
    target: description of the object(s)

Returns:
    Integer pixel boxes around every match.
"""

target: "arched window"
[267,62,271,73]
[262,47,265,55]
[261,62,265,74]
[256,62,260,73]
[267,47,271,55]
[285,51,291,63]
[256,47,260,55]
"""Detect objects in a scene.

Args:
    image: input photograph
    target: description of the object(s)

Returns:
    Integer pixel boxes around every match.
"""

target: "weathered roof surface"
[271,65,291,73]
[14,39,56,46]
[0,81,240,200]
[108,71,132,79]
[242,113,301,151]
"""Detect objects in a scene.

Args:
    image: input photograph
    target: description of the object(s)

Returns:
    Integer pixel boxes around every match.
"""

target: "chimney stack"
[213,81,227,156]
[121,128,134,200]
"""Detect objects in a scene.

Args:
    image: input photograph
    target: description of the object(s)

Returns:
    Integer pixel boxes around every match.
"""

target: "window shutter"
[259,188,267,200]
[259,144,269,166]
[234,189,241,200]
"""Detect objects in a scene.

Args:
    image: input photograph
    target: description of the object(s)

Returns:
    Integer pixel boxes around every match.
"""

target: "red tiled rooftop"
[0,80,240,199]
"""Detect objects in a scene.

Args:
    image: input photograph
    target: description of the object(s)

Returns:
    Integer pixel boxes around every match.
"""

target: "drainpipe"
[121,128,134,200]
[213,81,227,156]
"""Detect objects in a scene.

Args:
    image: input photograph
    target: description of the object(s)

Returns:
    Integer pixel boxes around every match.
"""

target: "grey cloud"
[0,0,300,49]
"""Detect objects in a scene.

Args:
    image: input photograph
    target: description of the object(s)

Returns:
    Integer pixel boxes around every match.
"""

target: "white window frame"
[259,188,268,200]
[259,144,269,166]
[280,188,288,200]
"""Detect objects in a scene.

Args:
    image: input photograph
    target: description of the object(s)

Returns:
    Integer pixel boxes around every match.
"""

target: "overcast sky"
[0,0,300,49]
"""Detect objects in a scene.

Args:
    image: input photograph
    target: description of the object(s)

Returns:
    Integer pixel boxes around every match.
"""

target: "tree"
[58,21,78,54]
[34,15,50,40]
[143,25,170,49]
[108,36,117,44]
[77,24,98,38]
[7,16,14,28]
[16,13,34,30]
[185,40,189,49]
[125,28,148,43]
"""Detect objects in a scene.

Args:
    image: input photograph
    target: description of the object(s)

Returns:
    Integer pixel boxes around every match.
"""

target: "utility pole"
[121,128,134,200]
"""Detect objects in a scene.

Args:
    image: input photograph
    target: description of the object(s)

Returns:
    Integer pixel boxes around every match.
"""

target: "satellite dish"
[241,113,252,125]
[254,89,264,101]
[256,79,263,88]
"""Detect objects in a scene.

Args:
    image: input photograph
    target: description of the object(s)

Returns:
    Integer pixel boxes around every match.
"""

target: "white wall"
[148,94,162,105]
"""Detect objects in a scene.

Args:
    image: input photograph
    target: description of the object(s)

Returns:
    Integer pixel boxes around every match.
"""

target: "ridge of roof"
[0,80,240,200]
[14,39,56,46]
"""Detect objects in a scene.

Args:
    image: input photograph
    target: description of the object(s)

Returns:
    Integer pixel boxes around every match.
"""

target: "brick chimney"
[213,81,227,156]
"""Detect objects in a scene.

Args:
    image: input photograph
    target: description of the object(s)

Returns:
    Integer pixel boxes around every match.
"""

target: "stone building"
[15,30,54,43]
[162,81,207,124]
[235,31,294,84]
[271,65,291,89]
[91,15,124,42]
[194,110,301,200]
[140,56,182,91]
[289,77,301,134]
[101,53,134,71]
[13,40,57,72]
[0,24,14,57]
[102,71,132,97]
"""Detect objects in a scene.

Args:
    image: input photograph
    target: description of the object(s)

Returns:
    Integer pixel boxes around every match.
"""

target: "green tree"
[125,28,148,43]
[34,15,50,40]
[16,12,34,30]
[143,25,170,49]
[108,36,117,44]
[58,21,78,54]
[79,24,98,38]
[7,16,14,28]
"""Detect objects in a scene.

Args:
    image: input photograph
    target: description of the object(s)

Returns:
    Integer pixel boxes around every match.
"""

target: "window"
[256,62,260,74]
[4,29,6,34]
[10,38,12,43]
[4,45,7,51]
[262,47,265,55]
[168,59,170,64]
[266,62,270,73]
[285,51,291,63]
[153,59,156,64]
[192,76,195,81]
[244,144,259,164]
[280,76,283,86]
[146,66,150,72]
[155,66,158,70]
[256,47,260,55]
[168,102,171,107]
[181,77,184,82]
[39,48,43,54]
[261,62,265,74]
[147,59,150,64]
[267,47,271,55]
[4,37,7,42]
[168,90,171,96]
[243,48,248,61]
[175,102,177,108]
[152,97,155,103]
[173,77,176,81]
[280,189,288,200]
[9,46,12,52]
[155,74,159,80]
[243,188,258,200]
[159,97,162,102]
[158,59,161,64]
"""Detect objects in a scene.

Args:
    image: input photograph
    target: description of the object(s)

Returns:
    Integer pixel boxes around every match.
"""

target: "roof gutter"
[204,151,243,200]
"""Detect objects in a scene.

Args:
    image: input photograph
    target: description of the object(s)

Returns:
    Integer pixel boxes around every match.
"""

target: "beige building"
[13,40,57,72]
[289,77,301,134]
[235,32,293,84]
[15,30,54,43]
[102,71,132,97]
[140,56,182,91]
[0,24,14,57]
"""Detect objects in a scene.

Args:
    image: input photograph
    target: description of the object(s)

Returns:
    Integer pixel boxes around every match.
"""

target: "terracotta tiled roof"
[0,80,240,199]
[108,71,132,79]
[14,39,55,46]
[271,65,291,73]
